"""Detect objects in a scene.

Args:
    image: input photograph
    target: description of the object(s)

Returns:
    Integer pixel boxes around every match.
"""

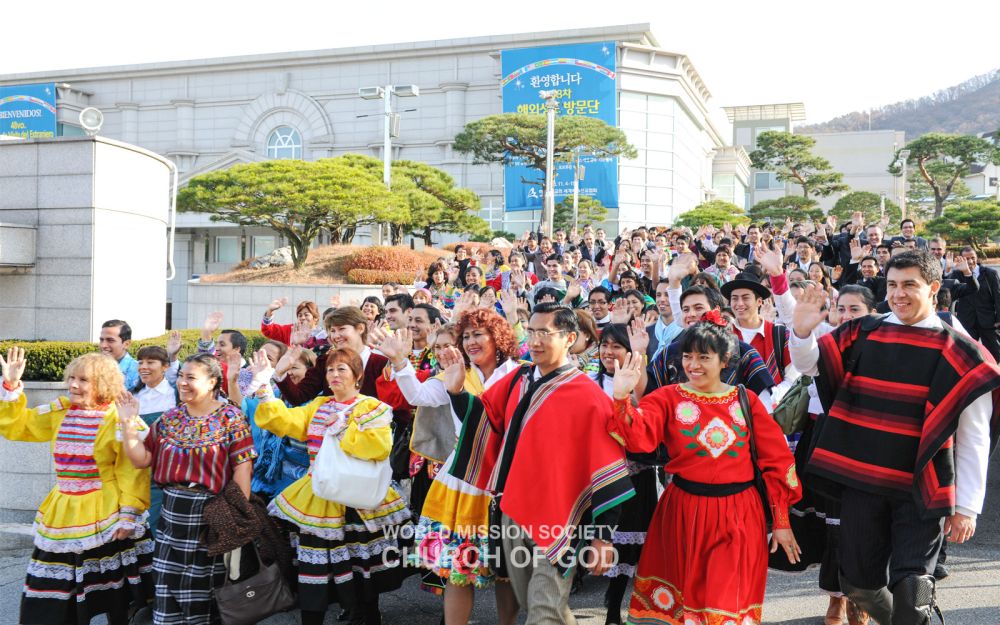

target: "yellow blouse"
[0,391,151,553]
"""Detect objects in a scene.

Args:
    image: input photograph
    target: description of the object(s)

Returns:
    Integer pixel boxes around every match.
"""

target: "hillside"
[799,69,1000,137]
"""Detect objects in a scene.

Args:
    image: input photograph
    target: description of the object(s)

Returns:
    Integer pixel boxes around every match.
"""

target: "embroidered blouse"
[609,384,801,528]
[144,402,256,493]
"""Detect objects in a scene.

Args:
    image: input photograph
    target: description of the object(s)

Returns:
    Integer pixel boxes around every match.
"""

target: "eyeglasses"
[524,328,568,340]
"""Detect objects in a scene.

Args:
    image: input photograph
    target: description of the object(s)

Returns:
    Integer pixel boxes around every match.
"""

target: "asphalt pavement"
[2,452,998,624]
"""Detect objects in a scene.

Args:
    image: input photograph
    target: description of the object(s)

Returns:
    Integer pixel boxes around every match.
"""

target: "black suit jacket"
[956,266,1000,329]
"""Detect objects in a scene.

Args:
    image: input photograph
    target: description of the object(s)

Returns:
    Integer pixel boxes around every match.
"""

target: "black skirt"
[20,534,154,625]
[292,507,413,613]
[768,419,842,593]
[605,465,658,579]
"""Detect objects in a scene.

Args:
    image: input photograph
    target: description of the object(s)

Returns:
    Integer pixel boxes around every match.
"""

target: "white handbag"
[311,427,391,509]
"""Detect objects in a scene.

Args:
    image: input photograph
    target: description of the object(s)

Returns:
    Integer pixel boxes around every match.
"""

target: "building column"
[116,103,139,144]
[168,100,198,171]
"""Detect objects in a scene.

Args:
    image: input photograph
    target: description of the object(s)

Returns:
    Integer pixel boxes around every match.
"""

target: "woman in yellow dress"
[248,347,411,625]
[0,347,152,625]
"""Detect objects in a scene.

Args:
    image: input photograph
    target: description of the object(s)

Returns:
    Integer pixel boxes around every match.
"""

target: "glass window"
[252,236,276,257]
[267,126,303,159]
[735,127,752,146]
[215,236,240,263]
[755,172,771,190]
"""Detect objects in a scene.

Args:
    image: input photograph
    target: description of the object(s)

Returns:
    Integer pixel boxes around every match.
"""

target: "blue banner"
[0,83,57,139]
[501,41,618,212]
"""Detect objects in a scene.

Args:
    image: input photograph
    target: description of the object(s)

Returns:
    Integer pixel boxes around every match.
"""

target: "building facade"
[1,24,744,329]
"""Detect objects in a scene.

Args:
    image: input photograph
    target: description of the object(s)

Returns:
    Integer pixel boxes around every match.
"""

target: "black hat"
[721,272,771,301]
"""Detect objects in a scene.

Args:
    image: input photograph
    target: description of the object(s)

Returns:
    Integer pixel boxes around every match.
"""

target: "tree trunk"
[290,238,309,269]
[934,195,945,219]
[423,226,433,247]
[390,224,404,246]
[339,227,356,244]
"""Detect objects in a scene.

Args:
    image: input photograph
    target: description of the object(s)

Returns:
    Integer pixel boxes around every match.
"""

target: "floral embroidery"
[696,417,737,459]
[651,585,675,611]
[675,401,701,425]
[728,401,746,427]
[786,464,799,488]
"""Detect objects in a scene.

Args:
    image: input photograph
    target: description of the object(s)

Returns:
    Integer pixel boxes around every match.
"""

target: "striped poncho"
[809,314,1000,518]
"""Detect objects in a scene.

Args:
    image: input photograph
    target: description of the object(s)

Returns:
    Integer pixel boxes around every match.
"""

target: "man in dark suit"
[733,223,761,264]
[955,247,1000,360]
[579,231,604,264]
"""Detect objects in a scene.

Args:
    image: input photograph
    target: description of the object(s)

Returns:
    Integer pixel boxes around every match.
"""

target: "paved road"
[3,453,999,624]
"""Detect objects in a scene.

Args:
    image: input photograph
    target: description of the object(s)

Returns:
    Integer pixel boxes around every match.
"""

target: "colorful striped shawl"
[810,315,1000,517]
[449,365,634,565]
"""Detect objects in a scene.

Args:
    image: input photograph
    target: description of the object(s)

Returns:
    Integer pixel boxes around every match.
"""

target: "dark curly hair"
[455,308,519,366]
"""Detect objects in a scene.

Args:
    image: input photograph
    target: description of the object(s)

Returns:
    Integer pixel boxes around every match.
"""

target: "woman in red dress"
[609,314,803,625]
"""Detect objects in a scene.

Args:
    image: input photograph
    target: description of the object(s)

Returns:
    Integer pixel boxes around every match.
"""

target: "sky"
[2,0,998,124]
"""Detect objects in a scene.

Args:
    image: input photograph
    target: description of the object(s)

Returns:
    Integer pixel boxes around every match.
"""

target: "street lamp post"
[898,148,911,221]
[540,90,558,237]
[359,84,419,244]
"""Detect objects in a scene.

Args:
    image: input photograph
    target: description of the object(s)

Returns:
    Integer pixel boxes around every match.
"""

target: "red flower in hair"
[700,309,728,327]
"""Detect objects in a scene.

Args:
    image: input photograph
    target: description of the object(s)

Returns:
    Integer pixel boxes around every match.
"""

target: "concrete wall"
[805,130,906,211]
[0,137,172,342]
[186,281,383,330]
[0,382,63,522]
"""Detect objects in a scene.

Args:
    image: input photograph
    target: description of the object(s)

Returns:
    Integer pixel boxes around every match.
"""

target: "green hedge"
[0,329,268,382]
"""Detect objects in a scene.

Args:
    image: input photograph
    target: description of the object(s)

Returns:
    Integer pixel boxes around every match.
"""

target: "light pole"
[898,148,911,221]
[359,84,419,244]
[540,90,558,237]
[571,147,586,233]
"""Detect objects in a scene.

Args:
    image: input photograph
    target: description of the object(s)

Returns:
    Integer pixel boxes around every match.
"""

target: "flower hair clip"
[700,310,728,328]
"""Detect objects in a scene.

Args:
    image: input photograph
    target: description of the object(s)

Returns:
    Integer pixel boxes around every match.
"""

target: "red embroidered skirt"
[627,483,767,625]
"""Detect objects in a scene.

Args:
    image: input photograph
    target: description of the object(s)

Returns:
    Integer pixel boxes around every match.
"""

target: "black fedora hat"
[721,272,771,301]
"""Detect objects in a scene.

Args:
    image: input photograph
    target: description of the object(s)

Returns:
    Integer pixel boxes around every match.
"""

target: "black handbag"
[213,543,295,625]
[737,385,773,533]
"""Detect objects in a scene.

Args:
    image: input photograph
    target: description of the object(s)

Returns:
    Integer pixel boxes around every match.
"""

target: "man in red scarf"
[446,303,634,624]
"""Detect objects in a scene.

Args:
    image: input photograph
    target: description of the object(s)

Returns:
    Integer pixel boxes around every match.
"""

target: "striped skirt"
[292,506,412,613]
[20,534,154,625]
[153,487,226,625]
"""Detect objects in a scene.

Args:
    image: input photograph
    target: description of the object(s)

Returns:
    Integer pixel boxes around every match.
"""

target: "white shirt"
[135,378,177,416]
[789,312,993,518]
[393,359,522,436]
[735,319,800,409]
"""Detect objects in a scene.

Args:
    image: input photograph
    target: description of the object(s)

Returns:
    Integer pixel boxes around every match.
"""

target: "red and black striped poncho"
[808,314,1000,518]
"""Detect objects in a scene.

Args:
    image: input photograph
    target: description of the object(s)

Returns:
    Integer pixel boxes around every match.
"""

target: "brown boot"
[825,595,848,625]
[847,599,871,625]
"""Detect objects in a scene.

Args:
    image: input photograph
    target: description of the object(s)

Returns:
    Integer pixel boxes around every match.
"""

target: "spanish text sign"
[501,41,618,212]
[0,83,57,139]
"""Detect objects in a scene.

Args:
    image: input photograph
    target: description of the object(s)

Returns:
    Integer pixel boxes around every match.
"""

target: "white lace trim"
[612,531,647,545]
[26,538,152,582]
[603,563,636,578]
[296,535,398,565]
[33,514,149,553]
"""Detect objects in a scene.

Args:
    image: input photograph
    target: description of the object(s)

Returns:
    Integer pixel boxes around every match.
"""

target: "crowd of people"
[1,211,998,625]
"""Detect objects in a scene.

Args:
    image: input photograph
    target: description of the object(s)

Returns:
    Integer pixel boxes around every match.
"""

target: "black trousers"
[839,487,944,591]
[970,324,1000,362]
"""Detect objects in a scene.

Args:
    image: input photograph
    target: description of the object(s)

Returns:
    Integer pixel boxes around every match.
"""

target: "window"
[252,236,276,257]
[267,126,303,159]
[215,236,240,263]
[735,127,752,147]
[754,172,784,190]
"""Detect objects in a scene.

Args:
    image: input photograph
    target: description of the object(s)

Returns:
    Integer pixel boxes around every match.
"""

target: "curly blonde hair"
[63,353,125,406]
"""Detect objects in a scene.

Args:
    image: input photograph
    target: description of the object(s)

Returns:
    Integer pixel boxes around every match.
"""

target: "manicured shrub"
[346,269,418,285]
[1,329,267,382]
[341,247,427,274]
